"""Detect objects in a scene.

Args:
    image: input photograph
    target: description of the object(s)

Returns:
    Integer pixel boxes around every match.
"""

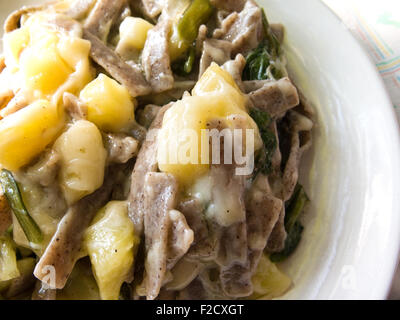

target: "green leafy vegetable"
[270,185,309,263]
[0,169,43,245]
[261,9,282,58]
[285,185,309,230]
[249,108,277,175]
[177,0,214,44]
[242,41,283,81]
[243,9,283,81]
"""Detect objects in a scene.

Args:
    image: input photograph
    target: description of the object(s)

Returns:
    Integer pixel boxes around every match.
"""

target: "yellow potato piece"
[251,254,292,299]
[84,201,139,300]
[118,17,154,51]
[157,63,261,187]
[7,12,94,101]
[3,28,30,71]
[54,120,107,205]
[0,236,19,282]
[0,99,65,171]
[192,63,245,106]
[20,35,73,96]
[80,74,136,133]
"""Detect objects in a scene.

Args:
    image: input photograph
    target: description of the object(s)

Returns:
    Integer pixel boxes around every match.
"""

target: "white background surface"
[323,0,400,300]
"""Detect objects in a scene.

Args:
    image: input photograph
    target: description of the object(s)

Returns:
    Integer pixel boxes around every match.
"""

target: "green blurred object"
[249,108,277,176]
[0,234,19,282]
[270,185,309,263]
[172,45,196,76]
[243,9,283,81]
[177,0,214,44]
[0,169,43,245]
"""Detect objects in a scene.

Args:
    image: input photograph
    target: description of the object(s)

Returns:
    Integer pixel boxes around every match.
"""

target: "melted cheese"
[53,34,94,104]
[80,74,136,133]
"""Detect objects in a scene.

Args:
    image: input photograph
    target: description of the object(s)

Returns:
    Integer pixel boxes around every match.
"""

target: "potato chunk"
[54,120,107,205]
[251,254,292,299]
[84,201,139,300]
[4,12,93,101]
[118,17,154,51]
[20,35,73,95]
[3,28,30,71]
[0,99,65,171]
[80,74,136,133]
[192,62,246,107]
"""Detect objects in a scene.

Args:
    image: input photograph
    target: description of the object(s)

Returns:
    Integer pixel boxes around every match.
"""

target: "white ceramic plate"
[1,0,400,300]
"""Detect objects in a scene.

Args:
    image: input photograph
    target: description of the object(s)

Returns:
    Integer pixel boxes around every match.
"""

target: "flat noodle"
[84,0,126,41]
[142,19,174,93]
[4,3,54,33]
[248,78,300,118]
[140,0,163,18]
[267,110,313,252]
[143,172,179,300]
[128,103,172,236]
[178,198,221,262]
[83,29,152,97]
[63,92,88,120]
[210,0,247,12]
[33,166,121,289]
[0,91,30,118]
[213,0,264,55]
[66,0,96,20]
[281,110,313,201]
[199,39,233,77]
[246,180,282,254]
[166,210,194,270]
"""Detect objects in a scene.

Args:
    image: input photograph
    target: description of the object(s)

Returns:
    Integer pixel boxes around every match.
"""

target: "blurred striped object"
[323,0,400,300]
[324,0,400,114]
